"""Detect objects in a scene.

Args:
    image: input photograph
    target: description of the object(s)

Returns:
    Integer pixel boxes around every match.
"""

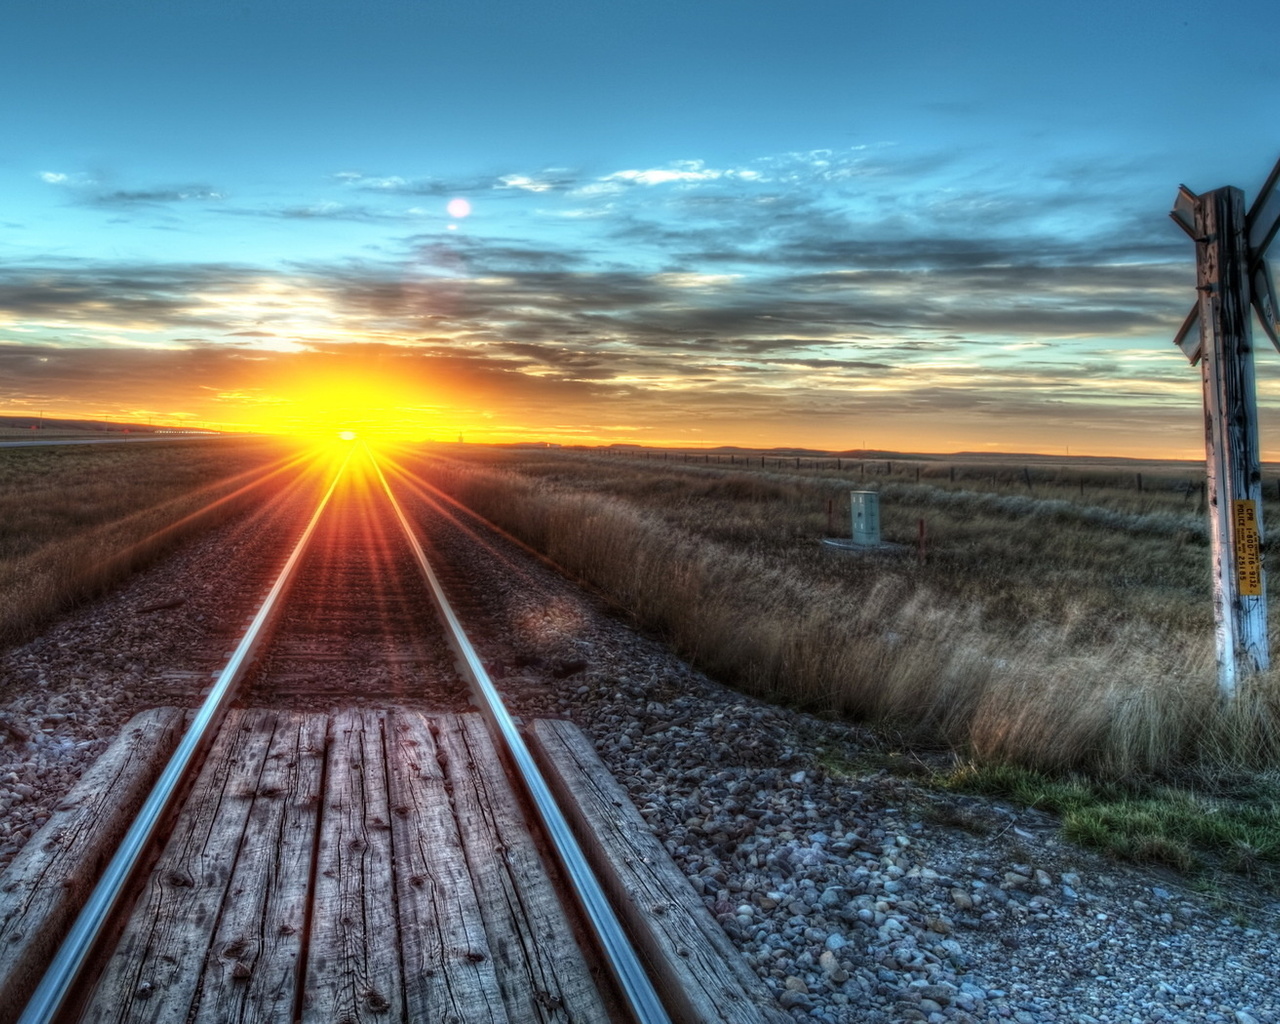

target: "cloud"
[652,273,740,289]
[38,171,226,208]
[88,187,225,207]
[0,342,265,402]
[403,235,587,273]
[602,160,737,186]
[2,142,1219,449]
[335,169,581,198]
[354,175,415,191]
[0,262,261,329]
[496,172,578,193]
[271,202,399,222]
[542,147,1190,287]
[0,217,1191,376]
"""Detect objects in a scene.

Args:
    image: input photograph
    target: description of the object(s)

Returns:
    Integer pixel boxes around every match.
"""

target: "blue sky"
[3,0,1280,452]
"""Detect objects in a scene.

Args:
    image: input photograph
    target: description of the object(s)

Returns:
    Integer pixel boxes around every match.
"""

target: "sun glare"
[235,369,451,442]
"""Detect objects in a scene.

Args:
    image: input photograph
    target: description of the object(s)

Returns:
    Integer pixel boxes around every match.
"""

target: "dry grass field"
[3,435,1274,878]
[0,437,305,644]
[399,444,1280,877]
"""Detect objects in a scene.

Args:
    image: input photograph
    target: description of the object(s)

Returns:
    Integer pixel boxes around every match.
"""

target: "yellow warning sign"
[1233,499,1263,596]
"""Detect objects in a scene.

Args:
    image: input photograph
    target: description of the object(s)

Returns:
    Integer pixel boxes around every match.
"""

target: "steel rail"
[17,447,354,1024]
[368,446,674,1024]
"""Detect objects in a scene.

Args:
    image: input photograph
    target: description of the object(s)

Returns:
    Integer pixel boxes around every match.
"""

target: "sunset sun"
[238,365,453,442]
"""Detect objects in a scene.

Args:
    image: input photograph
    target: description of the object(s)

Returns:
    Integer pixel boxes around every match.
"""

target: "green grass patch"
[943,762,1280,881]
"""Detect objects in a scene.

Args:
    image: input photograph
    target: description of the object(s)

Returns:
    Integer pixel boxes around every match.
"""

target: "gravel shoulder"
[415,489,1280,1024]
[0,483,316,868]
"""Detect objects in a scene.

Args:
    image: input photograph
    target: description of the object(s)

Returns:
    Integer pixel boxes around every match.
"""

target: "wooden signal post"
[1170,157,1280,698]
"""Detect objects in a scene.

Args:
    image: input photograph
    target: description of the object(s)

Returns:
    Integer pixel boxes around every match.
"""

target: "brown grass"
[396,445,1280,776]
[0,438,308,645]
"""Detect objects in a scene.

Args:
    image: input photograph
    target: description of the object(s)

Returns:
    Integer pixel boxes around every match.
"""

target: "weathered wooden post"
[1170,158,1280,697]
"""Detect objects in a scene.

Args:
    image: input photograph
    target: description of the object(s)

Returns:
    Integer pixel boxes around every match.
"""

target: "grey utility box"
[850,491,881,546]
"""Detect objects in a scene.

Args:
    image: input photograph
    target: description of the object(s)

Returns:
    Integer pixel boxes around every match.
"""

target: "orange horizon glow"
[4,314,1255,459]
[1,401,1225,462]
[3,355,1258,461]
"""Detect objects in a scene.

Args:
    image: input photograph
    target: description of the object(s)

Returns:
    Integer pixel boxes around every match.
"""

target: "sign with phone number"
[1234,499,1263,596]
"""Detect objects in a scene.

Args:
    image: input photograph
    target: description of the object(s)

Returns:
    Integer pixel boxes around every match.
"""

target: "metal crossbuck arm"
[1172,303,1202,364]
[1170,160,1280,361]
[1248,156,1280,350]
[1170,186,1205,363]
[1255,266,1280,351]
[1171,185,1199,241]
[1248,156,1280,260]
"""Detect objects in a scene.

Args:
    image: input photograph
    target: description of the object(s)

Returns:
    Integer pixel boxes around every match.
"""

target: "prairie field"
[4,436,1276,877]
[0,437,304,645]
[401,445,1280,775]
[401,444,1280,874]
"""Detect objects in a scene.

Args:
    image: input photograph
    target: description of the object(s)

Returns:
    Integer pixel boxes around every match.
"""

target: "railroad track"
[0,443,785,1024]
[237,451,468,708]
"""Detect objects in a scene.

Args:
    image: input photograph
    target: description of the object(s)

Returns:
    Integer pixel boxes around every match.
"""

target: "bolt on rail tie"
[368,447,673,1024]
[17,448,355,1024]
